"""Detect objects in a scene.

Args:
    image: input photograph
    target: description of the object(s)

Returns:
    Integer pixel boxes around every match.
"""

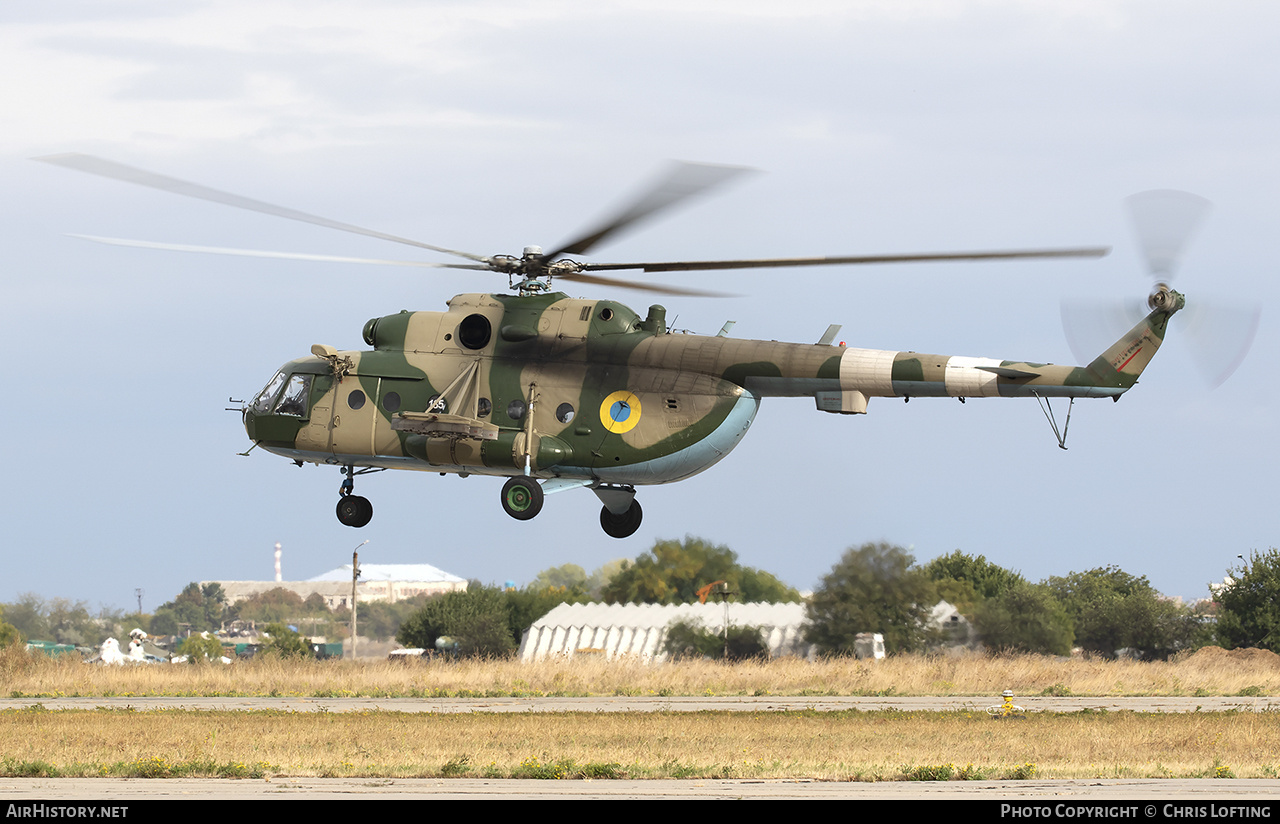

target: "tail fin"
[1084,289,1184,390]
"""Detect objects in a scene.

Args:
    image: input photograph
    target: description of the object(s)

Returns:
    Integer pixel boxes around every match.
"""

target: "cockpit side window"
[275,374,313,417]
[252,371,287,414]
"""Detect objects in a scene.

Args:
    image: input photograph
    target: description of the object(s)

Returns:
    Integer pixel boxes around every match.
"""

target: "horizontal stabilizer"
[975,366,1040,379]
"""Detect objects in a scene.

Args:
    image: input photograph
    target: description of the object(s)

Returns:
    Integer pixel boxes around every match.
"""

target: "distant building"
[210,562,467,610]
[928,600,975,647]
[518,601,815,662]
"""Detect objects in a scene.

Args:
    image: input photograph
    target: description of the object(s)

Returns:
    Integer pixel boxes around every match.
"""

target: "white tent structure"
[518,602,815,662]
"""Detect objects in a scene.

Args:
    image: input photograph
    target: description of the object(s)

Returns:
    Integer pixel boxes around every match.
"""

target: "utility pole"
[716,583,735,659]
[350,540,367,659]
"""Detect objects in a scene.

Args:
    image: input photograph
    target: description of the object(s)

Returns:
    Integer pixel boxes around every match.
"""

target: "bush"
[397,585,516,658]
[176,633,227,663]
[259,623,312,658]
[663,620,768,661]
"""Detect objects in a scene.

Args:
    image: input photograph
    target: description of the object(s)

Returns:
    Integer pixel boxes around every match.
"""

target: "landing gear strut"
[335,466,374,528]
[600,499,643,539]
[594,485,643,538]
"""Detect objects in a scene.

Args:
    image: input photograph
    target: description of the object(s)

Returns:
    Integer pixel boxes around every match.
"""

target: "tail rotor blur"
[1062,190,1258,387]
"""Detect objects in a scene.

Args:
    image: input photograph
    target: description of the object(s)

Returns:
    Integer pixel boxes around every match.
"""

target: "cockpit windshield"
[252,371,287,414]
[251,371,312,417]
[276,374,312,417]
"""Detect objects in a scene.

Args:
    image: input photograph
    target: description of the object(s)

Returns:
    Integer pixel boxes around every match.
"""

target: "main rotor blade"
[542,161,755,260]
[66,235,488,269]
[556,270,733,297]
[578,246,1110,273]
[34,153,488,263]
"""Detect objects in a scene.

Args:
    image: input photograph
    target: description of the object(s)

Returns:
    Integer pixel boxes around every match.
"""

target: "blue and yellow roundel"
[599,390,642,434]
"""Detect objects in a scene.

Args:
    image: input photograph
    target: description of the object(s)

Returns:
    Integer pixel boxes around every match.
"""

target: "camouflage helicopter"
[38,155,1192,538]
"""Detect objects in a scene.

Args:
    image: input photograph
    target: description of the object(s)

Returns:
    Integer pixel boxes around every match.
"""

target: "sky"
[2,0,1276,613]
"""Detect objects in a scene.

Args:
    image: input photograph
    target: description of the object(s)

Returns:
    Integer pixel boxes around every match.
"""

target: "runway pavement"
[2,695,1278,713]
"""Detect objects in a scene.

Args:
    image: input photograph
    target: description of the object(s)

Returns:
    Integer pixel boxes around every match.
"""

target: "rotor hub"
[488,248,587,295]
[1147,282,1185,314]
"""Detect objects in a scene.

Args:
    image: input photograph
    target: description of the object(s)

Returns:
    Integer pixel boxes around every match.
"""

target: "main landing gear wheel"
[600,499,643,539]
[501,476,544,520]
[336,494,373,528]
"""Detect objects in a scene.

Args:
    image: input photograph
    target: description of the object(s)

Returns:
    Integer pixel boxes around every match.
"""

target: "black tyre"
[336,495,373,528]
[600,499,643,538]
[501,476,544,520]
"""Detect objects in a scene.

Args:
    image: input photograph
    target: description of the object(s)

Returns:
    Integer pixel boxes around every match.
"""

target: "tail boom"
[831,290,1183,404]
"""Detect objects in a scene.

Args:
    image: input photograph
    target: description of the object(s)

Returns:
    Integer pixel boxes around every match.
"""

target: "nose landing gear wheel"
[501,476,544,520]
[600,499,643,538]
[336,495,373,528]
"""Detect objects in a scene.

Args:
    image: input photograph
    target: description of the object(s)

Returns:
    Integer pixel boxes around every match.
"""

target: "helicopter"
[37,155,1189,538]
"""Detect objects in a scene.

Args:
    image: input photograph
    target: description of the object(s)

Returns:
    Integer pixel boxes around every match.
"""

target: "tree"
[585,559,628,599]
[973,580,1074,655]
[601,537,800,604]
[259,623,312,658]
[3,594,50,642]
[1215,549,1280,652]
[1046,566,1201,659]
[354,595,429,641]
[0,606,19,647]
[3,595,103,646]
[229,588,308,624]
[0,595,128,647]
[528,560,628,601]
[149,610,180,637]
[157,583,227,633]
[529,564,589,592]
[119,612,152,636]
[920,552,1073,654]
[397,585,516,657]
[805,542,937,655]
[925,551,1025,602]
[506,585,589,645]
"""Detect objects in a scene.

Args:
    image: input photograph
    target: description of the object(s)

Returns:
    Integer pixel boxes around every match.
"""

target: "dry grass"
[4,645,1279,699]
[4,647,1279,780]
[1,708,1276,780]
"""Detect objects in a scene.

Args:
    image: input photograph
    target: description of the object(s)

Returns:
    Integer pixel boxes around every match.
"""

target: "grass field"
[3,645,1278,781]
[6,644,1280,699]
[2,707,1275,780]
